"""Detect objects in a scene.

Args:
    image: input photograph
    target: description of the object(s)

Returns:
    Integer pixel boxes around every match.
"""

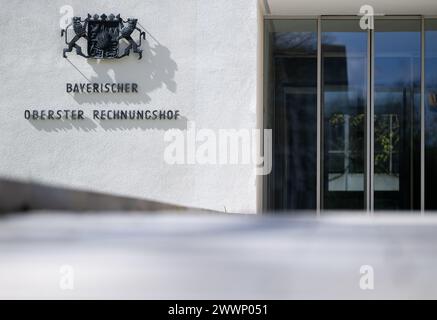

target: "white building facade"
[1,0,437,213]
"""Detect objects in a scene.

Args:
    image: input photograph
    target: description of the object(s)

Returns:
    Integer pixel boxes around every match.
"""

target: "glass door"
[321,19,368,210]
[373,19,421,210]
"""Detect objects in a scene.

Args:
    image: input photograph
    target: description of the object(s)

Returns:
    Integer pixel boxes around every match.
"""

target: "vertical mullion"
[366,27,371,213]
[370,26,375,214]
[421,16,425,214]
[316,17,322,216]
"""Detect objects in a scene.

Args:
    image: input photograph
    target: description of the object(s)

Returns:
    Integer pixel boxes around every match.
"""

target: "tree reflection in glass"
[322,20,367,210]
[374,19,421,210]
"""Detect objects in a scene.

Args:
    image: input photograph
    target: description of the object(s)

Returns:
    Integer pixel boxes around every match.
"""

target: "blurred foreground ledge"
[0,212,437,299]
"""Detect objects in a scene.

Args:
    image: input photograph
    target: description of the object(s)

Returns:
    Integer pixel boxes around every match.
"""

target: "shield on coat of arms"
[87,14,120,59]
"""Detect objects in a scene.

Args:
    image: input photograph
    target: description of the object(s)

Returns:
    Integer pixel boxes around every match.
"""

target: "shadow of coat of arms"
[61,14,146,59]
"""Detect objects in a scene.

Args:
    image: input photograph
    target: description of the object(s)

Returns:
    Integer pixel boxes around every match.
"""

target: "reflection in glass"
[374,19,421,210]
[264,20,317,210]
[322,20,367,209]
[425,20,437,210]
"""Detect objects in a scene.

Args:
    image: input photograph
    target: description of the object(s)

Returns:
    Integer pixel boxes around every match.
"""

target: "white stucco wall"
[0,0,261,213]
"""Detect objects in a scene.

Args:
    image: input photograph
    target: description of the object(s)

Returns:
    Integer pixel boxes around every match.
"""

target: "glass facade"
[265,16,436,212]
[425,20,437,210]
[374,19,421,210]
[264,20,318,210]
[321,20,367,209]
